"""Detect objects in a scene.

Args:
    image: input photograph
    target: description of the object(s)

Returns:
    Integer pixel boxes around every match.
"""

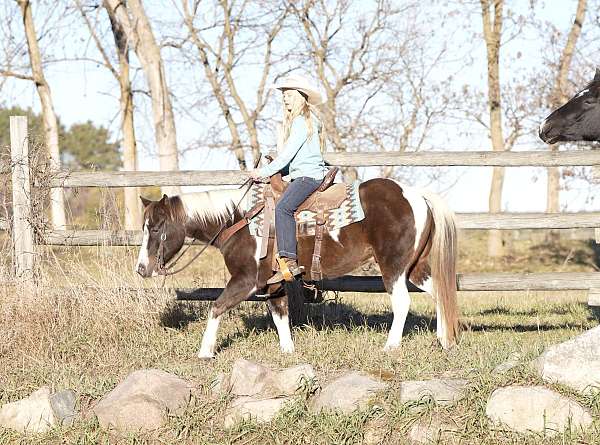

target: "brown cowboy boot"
[267,257,303,284]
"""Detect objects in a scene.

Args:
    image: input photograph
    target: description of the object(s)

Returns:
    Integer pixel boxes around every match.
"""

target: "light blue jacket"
[257,115,327,180]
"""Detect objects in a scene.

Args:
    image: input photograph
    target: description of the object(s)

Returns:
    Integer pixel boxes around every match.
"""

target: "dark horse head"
[539,68,600,144]
[135,194,187,277]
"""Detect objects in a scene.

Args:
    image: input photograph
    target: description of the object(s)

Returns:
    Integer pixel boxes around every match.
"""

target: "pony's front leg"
[197,308,222,359]
[267,295,294,353]
[197,278,256,360]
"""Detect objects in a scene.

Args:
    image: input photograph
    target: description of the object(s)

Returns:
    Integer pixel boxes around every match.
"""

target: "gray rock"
[230,359,270,397]
[229,359,315,398]
[49,390,77,427]
[485,386,592,435]
[276,364,316,395]
[409,418,460,444]
[210,372,230,397]
[492,352,522,375]
[534,326,600,393]
[0,386,76,433]
[310,371,388,414]
[399,379,468,406]
[103,394,165,433]
[224,396,289,428]
[93,369,193,433]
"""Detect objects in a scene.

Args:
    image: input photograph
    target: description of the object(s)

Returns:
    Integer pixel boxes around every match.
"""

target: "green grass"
[0,232,599,444]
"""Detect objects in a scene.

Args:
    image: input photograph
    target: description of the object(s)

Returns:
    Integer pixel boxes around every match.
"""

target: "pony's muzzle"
[538,119,550,141]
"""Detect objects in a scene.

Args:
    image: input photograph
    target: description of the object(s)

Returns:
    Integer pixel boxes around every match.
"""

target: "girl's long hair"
[279,90,326,153]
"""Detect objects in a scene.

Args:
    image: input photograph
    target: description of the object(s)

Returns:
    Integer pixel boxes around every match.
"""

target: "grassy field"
[0,230,599,444]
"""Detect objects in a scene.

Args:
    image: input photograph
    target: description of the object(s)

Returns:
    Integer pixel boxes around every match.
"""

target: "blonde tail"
[421,191,460,348]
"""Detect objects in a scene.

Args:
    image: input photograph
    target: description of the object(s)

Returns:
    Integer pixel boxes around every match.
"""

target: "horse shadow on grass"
[158,297,436,335]
[159,300,206,330]
[158,294,599,347]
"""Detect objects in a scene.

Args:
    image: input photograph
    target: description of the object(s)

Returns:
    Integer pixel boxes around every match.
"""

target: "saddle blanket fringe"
[248,181,365,237]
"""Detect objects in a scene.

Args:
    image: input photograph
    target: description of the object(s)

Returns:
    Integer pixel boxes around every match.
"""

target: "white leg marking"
[417,276,434,298]
[412,276,447,346]
[134,218,150,272]
[384,273,410,351]
[420,276,446,343]
[267,300,295,353]
[198,309,222,359]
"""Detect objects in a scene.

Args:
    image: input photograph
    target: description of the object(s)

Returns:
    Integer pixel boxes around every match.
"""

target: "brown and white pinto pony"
[135,178,459,358]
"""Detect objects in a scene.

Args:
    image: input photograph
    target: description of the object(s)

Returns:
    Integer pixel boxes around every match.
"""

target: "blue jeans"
[276,176,321,259]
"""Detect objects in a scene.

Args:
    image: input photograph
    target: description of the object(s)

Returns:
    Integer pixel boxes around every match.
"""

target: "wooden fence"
[7,115,600,306]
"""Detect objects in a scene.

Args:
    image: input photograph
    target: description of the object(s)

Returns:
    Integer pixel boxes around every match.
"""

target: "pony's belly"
[297,223,372,279]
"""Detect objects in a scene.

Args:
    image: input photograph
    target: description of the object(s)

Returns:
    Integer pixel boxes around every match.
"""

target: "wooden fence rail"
[45,150,600,188]
[35,212,600,246]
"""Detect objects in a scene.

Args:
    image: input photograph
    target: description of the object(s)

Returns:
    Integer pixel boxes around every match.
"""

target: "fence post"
[10,116,35,282]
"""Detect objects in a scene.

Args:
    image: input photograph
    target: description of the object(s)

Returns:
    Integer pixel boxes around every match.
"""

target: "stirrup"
[267,257,303,284]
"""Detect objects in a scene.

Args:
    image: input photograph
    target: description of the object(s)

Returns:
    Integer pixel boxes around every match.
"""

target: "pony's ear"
[594,67,600,83]
[160,194,169,205]
[140,196,152,207]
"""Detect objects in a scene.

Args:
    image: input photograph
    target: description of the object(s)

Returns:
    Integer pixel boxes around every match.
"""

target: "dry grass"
[0,231,599,444]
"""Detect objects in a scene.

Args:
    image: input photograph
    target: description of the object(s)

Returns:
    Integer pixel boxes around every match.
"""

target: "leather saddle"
[268,167,343,213]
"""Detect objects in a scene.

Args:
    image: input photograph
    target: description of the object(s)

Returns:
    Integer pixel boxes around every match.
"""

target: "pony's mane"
[168,196,188,225]
[143,196,188,225]
[180,189,245,226]
[580,76,600,93]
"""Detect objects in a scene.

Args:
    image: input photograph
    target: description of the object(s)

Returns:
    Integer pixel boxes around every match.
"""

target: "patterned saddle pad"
[248,180,365,237]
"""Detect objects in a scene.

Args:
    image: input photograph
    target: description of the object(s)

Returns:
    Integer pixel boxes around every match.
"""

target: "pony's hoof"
[280,344,295,354]
[383,343,401,352]
[197,350,215,361]
[438,337,456,350]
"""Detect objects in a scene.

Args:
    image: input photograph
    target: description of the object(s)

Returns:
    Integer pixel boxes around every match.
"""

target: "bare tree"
[546,0,587,213]
[480,0,506,257]
[287,1,448,181]
[178,0,289,169]
[16,0,67,229]
[76,0,142,229]
[104,0,180,196]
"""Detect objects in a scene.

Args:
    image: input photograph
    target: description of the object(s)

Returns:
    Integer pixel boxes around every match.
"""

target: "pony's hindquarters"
[421,191,460,349]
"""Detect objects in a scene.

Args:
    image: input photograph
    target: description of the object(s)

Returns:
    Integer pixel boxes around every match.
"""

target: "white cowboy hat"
[271,74,324,106]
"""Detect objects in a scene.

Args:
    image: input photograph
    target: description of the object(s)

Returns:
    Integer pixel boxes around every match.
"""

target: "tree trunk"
[104,0,180,196]
[547,0,587,214]
[481,0,505,257]
[106,2,141,229]
[18,0,67,230]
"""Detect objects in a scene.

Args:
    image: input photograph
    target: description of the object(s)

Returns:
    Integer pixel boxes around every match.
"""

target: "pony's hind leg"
[409,274,448,348]
[267,295,294,353]
[383,272,411,351]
